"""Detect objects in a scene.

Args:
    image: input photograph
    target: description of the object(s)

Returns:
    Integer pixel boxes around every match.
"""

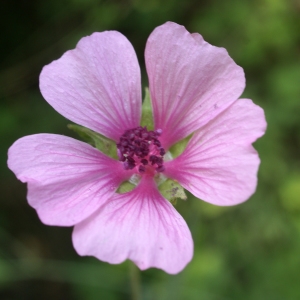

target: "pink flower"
[7,22,266,274]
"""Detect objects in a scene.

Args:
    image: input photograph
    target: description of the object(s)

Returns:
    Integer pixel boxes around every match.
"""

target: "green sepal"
[141,87,154,130]
[168,134,193,158]
[68,124,118,159]
[159,178,187,205]
[116,181,136,194]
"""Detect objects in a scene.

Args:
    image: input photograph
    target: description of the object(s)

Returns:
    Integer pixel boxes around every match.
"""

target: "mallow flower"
[7,22,266,274]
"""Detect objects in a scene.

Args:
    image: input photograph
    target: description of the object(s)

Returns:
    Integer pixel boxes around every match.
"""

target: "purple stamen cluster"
[116,126,165,173]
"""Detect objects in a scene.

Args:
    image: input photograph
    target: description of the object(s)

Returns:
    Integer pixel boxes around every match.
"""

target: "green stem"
[129,262,141,300]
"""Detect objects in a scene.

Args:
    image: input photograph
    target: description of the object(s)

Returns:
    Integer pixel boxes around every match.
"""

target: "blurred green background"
[1,0,300,299]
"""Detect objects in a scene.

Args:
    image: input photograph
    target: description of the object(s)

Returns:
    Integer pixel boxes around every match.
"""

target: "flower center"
[116,126,165,174]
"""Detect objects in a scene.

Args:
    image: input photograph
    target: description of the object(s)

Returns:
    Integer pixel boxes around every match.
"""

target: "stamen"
[116,126,165,174]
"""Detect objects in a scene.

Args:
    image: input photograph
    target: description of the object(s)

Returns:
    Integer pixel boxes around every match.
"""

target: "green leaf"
[116,181,136,194]
[280,174,300,212]
[141,87,154,130]
[68,124,118,159]
[169,134,193,158]
[159,178,187,205]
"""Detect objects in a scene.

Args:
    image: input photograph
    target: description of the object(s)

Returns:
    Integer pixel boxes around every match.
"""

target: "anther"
[141,159,148,165]
[116,126,165,174]
[139,165,146,173]
[156,165,165,172]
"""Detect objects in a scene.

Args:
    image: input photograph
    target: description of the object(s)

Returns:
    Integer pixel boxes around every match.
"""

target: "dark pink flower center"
[116,126,165,174]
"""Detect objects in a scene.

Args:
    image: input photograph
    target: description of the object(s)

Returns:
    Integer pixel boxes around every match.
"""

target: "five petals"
[7,22,266,274]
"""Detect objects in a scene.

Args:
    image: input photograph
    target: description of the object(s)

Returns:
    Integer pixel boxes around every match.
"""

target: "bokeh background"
[1,0,300,299]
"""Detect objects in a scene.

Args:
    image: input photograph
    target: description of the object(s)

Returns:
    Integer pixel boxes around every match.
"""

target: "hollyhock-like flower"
[8,22,266,274]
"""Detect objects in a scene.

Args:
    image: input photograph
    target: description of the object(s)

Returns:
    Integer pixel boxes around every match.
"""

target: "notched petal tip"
[39,30,141,141]
[8,134,129,226]
[146,21,246,149]
[72,177,193,274]
[164,98,266,206]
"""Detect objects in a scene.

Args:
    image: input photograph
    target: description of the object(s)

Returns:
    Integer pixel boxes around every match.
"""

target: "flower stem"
[129,262,141,300]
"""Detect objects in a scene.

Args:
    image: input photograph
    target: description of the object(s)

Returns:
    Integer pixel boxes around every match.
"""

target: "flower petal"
[40,31,141,141]
[8,134,130,226]
[72,176,193,274]
[164,99,267,206]
[145,22,245,148]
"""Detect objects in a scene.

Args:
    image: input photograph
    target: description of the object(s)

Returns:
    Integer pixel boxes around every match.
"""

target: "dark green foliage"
[1,0,299,299]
